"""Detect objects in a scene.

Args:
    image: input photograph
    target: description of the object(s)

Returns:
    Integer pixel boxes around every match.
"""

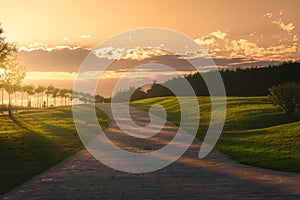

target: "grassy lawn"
[0,105,109,194]
[130,96,300,172]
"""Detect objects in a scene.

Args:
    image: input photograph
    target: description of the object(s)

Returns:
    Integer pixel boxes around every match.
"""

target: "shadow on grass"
[0,107,86,194]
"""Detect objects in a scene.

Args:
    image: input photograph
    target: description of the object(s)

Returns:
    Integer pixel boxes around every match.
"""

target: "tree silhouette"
[12,84,21,109]
[131,87,148,101]
[52,87,60,107]
[59,89,68,106]
[95,94,105,103]
[23,85,35,108]
[20,85,25,108]
[147,83,174,98]
[162,61,300,97]
[66,89,73,105]
[45,85,55,107]
[35,85,46,108]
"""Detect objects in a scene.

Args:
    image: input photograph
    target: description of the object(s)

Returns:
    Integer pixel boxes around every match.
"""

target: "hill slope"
[131,96,300,172]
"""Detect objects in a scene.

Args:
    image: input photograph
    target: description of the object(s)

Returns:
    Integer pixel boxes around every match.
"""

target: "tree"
[12,84,21,109]
[0,24,16,65]
[59,89,68,106]
[269,82,300,114]
[78,92,93,104]
[66,89,73,105]
[1,24,17,113]
[60,89,73,106]
[0,81,4,112]
[23,85,35,108]
[35,85,46,108]
[20,85,25,108]
[130,87,148,101]
[52,88,60,107]
[45,85,55,107]
[147,83,174,98]
[95,94,105,103]
[1,56,26,116]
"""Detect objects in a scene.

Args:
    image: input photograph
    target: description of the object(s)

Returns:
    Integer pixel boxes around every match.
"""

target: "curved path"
[1,104,300,199]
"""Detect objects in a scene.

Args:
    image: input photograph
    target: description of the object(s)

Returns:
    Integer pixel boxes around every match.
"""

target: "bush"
[268,82,300,114]
[113,87,148,102]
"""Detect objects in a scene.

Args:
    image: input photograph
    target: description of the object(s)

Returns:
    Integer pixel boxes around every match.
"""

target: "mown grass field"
[0,105,109,194]
[130,96,300,172]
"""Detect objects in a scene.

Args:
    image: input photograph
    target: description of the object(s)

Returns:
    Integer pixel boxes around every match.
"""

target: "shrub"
[268,82,300,114]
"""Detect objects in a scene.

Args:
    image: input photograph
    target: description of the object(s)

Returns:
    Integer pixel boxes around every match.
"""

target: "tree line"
[113,61,300,102]
[183,61,300,96]
[0,84,96,110]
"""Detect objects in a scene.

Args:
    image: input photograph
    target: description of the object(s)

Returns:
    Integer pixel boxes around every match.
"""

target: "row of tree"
[1,25,101,116]
[0,84,96,110]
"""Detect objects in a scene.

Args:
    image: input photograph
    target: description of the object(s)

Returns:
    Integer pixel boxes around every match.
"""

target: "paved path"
[1,104,300,199]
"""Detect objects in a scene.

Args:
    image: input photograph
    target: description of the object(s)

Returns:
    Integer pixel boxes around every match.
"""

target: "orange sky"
[1,0,299,47]
[1,0,300,96]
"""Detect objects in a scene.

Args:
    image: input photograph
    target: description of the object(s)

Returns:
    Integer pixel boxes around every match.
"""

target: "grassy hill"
[0,105,109,194]
[130,96,300,172]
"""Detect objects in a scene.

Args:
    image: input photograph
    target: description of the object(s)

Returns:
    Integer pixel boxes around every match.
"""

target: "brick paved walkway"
[1,104,300,199]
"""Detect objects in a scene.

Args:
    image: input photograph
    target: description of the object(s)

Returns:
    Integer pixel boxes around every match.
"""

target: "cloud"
[19,44,89,52]
[228,38,299,60]
[18,47,93,72]
[94,46,126,59]
[194,27,299,62]
[194,31,231,58]
[78,34,92,39]
[194,36,216,46]
[263,10,295,33]
[210,30,228,40]
[93,45,209,61]
[94,46,169,60]
[263,12,273,18]
[25,71,77,80]
[272,19,295,33]
[193,10,299,62]
[249,32,256,37]
[280,10,283,15]
[229,39,264,58]
[194,30,228,47]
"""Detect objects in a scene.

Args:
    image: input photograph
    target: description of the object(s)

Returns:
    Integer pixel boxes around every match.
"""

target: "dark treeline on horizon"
[113,61,300,101]
[182,61,300,96]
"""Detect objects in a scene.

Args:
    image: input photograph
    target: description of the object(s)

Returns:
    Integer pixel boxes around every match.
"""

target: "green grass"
[130,96,300,172]
[0,105,109,194]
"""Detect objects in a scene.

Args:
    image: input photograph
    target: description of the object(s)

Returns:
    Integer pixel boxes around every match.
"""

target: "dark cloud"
[19,48,91,72]
[19,47,280,73]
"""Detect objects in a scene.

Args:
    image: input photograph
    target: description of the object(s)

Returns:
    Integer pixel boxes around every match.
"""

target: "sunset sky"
[1,0,299,96]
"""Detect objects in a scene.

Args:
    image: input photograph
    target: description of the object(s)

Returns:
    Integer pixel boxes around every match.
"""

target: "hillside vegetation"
[131,96,300,172]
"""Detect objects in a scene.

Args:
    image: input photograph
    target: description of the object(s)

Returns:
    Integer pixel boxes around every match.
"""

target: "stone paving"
[1,104,300,199]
